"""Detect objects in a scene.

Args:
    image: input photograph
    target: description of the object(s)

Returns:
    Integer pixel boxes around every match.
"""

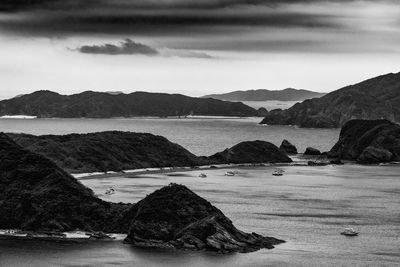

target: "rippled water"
[242,100,298,110]
[0,117,338,155]
[1,164,399,266]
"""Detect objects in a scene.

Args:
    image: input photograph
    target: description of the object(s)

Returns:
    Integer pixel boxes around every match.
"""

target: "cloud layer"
[1,0,399,54]
[77,39,159,55]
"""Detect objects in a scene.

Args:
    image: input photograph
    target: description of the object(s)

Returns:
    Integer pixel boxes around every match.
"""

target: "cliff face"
[125,184,284,253]
[203,88,325,102]
[0,133,131,232]
[9,131,204,173]
[328,119,400,163]
[0,90,258,118]
[260,72,400,128]
[208,140,292,164]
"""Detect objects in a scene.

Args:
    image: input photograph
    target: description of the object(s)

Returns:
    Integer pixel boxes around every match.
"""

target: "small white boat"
[224,171,235,176]
[340,228,359,236]
[272,169,284,176]
[199,173,207,178]
[105,188,115,195]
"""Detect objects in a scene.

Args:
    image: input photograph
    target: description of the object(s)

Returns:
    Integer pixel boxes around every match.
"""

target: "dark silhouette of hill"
[203,88,325,101]
[0,133,131,232]
[8,131,205,173]
[260,72,400,128]
[328,119,400,163]
[0,90,258,118]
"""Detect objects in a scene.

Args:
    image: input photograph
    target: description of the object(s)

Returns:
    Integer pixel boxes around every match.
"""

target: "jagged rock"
[0,133,131,232]
[357,146,392,164]
[279,140,297,154]
[125,184,284,253]
[260,72,400,128]
[304,147,321,155]
[328,119,400,163]
[208,141,292,164]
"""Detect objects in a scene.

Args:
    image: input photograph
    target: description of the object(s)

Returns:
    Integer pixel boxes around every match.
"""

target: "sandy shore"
[73,162,302,180]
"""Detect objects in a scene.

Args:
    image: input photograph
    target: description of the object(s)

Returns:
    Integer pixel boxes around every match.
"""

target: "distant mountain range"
[0,90,259,118]
[260,72,400,128]
[202,88,325,102]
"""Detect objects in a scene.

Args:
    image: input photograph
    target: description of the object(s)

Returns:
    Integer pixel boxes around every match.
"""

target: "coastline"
[73,162,297,180]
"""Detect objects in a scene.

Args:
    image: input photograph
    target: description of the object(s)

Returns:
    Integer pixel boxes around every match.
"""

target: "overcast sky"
[0,0,399,99]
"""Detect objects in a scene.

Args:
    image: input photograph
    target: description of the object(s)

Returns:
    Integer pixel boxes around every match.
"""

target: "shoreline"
[74,162,294,180]
[74,159,400,180]
[0,230,126,243]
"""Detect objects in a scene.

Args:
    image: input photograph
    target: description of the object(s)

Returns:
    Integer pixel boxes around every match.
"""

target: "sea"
[0,116,399,267]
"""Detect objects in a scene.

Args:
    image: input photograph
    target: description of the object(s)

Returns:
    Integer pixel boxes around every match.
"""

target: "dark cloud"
[0,0,397,54]
[77,39,159,55]
[75,39,215,58]
[0,0,391,12]
[0,0,352,37]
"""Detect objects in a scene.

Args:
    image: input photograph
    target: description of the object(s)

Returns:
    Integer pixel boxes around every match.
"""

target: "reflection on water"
[0,117,339,155]
[2,164,399,266]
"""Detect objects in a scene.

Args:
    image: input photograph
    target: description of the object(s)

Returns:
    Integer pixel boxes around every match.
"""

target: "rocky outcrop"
[9,132,205,173]
[304,147,321,155]
[0,133,131,232]
[357,146,392,163]
[124,184,284,253]
[260,72,400,128]
[328,119,400,163]
[279,140,297,154]
[207,141,292,164]
[0,90,258,118]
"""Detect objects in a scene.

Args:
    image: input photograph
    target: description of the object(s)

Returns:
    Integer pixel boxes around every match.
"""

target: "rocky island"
[208,140,292,164]
[0,90,259,118]
[124,183,284,253]
[260,72,400,128]
[328,119,400,163]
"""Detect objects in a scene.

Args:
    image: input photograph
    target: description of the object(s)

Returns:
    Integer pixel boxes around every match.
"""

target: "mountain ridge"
[0,90,259,118]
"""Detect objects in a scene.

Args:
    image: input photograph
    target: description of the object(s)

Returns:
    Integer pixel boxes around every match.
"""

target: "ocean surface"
[0,117,338,155]
[1,164,399,266]
[242,100,298,111]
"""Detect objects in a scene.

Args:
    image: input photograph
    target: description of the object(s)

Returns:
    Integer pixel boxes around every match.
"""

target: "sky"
[0,0,400,99]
